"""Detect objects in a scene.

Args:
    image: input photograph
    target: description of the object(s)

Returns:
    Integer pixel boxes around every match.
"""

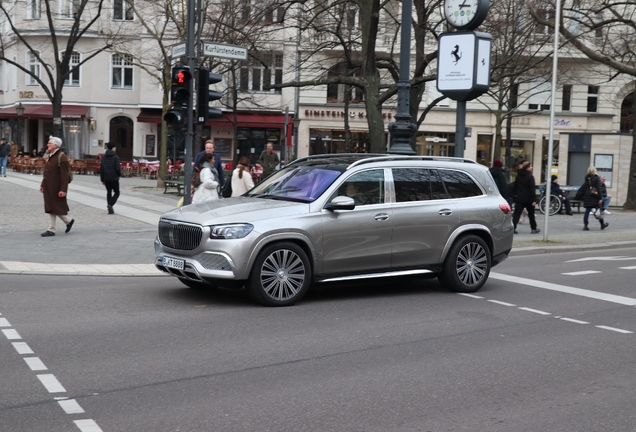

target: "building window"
[510,83,518,109]
[26,51,40,86]
[562,84,572,111]
[111,54,133,89]
[587,85,599,112]
[60,0,80,18]
[239,0,284,24]
[239,53,282,93]
[114,0,134,20]
[62,51,81,86]
[534,9,555,36]
[27,0,41,19]
[595,12,603,38]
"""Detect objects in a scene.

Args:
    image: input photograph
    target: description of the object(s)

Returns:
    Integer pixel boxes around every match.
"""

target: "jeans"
[602,196,611,210]
[0,156,7,175]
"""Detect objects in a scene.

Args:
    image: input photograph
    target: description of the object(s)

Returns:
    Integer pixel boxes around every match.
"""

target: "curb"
[509,240,636,256]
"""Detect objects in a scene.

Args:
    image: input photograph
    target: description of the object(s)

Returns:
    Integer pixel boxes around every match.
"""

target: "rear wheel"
[247,242,311,306]
[438,235,491,293]
[178,278,215,290]
[538,194,561,215]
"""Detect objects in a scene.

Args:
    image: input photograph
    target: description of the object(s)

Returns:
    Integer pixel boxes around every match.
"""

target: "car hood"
[160,197,310,225]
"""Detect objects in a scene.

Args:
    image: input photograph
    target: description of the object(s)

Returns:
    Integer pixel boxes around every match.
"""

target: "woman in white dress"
[231,156,255,197]
[192,153,219,204]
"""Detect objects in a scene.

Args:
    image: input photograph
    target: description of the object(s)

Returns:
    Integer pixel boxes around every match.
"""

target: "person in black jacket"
[582,166,608,231]
[489,159,510,204]
[550,175,573,215]
[100,142,122,214]
[512,161,540,234]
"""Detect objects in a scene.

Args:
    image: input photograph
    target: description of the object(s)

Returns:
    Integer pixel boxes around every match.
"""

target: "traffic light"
[196,68,223,124]
[164,66,192,129]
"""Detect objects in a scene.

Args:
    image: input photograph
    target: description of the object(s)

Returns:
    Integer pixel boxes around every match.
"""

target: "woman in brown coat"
[39,137,74,237]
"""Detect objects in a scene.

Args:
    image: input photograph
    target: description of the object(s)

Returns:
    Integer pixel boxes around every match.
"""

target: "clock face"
[444,0,487,30]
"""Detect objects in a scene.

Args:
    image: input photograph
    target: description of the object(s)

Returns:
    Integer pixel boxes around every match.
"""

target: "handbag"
[588,178,599,198]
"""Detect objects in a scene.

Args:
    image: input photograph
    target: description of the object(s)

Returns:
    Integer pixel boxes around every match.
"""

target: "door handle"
[438,209,453,216]
[374,213,389,221]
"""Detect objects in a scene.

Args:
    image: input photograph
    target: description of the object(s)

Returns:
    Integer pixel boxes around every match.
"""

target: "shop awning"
[137,109,289,128]
[0,104,90,120]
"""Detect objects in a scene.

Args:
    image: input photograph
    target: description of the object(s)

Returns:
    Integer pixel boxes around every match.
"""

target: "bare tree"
[0,0,111,137]
[530,0,636,208]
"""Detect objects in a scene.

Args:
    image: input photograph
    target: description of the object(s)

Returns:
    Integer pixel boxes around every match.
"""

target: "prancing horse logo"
[451,45,462,65]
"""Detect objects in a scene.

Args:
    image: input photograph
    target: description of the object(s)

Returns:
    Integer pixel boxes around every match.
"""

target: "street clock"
[444,0,489,30]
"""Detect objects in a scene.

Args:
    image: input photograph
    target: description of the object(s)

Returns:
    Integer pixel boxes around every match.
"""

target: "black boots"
[600,219,609,230]
[583,223,589,231]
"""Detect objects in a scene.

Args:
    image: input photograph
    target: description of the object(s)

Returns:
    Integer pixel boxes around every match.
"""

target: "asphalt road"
[2,247,636,431]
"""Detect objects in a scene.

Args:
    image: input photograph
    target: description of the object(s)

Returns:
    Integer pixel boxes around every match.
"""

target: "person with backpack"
[100,142,122,214]
[39,136,74,237]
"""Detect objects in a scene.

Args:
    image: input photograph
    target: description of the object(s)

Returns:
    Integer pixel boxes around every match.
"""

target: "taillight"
[499,203,512,214]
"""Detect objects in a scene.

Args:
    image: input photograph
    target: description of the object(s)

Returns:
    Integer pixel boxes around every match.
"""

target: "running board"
[319,269,434,283]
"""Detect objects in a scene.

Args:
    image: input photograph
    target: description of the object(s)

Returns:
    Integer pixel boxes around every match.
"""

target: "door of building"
[109,116,134,161]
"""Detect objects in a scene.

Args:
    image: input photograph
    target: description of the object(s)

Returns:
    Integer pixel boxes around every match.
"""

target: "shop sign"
[554,118,571,126]
[304,109,393,120]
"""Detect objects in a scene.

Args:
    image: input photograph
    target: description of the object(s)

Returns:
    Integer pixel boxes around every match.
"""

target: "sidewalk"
[1,171,635,276]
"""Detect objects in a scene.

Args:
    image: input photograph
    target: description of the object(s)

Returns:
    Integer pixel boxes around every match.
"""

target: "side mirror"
[325,195,356,211]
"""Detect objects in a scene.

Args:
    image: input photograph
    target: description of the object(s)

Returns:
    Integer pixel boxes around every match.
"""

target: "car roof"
[290,153,479,171]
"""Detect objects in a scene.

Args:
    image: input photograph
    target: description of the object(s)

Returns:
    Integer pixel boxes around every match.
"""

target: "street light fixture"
[16,103,24,152]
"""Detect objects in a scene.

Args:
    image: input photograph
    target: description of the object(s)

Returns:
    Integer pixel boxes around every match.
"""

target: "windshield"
[246,165,343,202]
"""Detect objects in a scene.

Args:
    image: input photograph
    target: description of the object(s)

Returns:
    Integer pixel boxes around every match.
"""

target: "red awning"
[137,109,289,128]
[0,104,89,120]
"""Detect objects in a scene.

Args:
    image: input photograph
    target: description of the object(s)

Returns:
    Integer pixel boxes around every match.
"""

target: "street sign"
[171,43,186,58]
[202,43,247,60]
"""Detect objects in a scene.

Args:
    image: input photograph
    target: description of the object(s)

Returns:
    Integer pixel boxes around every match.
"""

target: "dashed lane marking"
[2,329,22,340]
[58,399,86,415]
[0,317,11,327]
[620,266,636,270]
[24,357,48,371]
[518,307,552,315]
[37,374,67,393]
[74,419,104,432]
[488,300,516,306]
[560,317,590,325]
[595,325,634,334]
[562,270,602,276]
[12,342,34,354]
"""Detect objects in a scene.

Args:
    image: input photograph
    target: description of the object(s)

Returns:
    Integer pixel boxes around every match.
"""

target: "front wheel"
[538,195,561,215]
[247,242,312,306]
[438,235,491,293]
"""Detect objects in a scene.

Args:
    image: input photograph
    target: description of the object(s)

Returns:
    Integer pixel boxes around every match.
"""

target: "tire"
[438,235,491,293]
[178,278,215,290]
[538,195,561,215]
[247,242,311,306]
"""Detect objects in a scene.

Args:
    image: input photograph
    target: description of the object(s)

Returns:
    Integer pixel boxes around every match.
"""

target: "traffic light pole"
[183,0,197,206]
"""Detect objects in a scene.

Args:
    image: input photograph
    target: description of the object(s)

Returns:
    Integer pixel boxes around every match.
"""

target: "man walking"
[100,142,122,214]
[0,137,10,177]
[194,139,225,188]
[39,136,74,237]
[258,142,279,179]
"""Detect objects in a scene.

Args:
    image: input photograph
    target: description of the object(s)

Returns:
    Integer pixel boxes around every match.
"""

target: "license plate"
[162,256,185,270]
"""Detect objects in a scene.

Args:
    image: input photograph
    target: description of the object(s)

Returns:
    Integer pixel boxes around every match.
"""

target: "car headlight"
[209,223,254,239]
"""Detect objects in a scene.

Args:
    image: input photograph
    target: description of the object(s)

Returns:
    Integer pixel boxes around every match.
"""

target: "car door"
[390,168,460,268]
[321,169,393,276]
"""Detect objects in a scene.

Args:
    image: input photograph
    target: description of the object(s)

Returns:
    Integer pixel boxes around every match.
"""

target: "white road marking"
[24,357,48,371]
[562,270,602,276]
[37,374,67,393]
[560,317,590,325]
[2,329,22,340]
[619,266,636,270]
[566,256,636,262]
[488,300,516,306]
[490,272,636,306]
[74,419,104,432]
[457,293,483,299]
[58,399,85,414]
[595,325,633,334]
[0,317,11,327]
[12,342,34,354]
[518,307,552,315]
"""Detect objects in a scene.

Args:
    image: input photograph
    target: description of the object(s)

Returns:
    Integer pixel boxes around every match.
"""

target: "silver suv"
[155,155,514,306]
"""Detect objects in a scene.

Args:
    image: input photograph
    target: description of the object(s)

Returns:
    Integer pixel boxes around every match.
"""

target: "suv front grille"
[158,220,202,250]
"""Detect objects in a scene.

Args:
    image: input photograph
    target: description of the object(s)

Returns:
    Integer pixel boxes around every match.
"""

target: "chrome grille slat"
[158,221,203,250]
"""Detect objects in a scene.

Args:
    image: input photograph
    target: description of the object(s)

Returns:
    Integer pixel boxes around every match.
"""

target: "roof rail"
[347,155,477,170]
[289,153,384,166]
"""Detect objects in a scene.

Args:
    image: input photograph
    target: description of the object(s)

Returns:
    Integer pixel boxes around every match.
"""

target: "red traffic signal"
[170,67,192,107]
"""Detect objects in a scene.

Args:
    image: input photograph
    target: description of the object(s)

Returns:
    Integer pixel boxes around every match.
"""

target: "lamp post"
[292,115,300,161]
[387,0,416,155]
[16,103,24,152]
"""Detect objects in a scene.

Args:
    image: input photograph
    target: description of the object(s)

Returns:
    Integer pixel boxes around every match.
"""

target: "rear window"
[439,169,483,198]
[393,168,448,202]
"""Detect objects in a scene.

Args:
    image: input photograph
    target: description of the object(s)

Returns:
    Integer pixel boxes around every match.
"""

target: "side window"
[430,169,448,200]
[393,168,432,202]
[335,169,385,206]
[439,170,483,198]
